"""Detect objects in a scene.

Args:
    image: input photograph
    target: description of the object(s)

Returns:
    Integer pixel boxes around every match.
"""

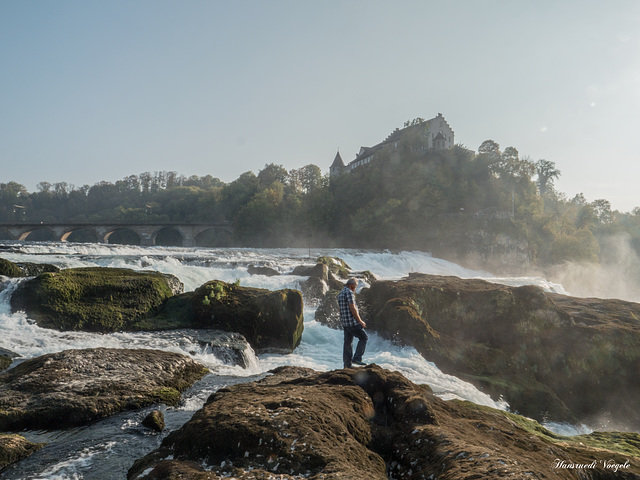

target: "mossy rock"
[10,267,176,332]
[317,256,351,278]
[130,292,195,331]
[359,273,640,430]
[142,410,165,432]
[192,280,304,353]
[0,357,10,373]
[0,349,19,373]
[0,434,44,471]
[456,400,640,458]
[0,348,208,431]
[15,262,59,277]
[0,258,23,278]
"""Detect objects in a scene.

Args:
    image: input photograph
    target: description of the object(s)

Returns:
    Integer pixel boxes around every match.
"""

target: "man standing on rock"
[338,278,367,368]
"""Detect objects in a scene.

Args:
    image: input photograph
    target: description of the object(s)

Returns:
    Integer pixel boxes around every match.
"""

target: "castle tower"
[329,150,345,177]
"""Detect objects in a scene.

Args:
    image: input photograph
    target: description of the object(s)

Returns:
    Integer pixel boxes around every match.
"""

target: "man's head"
[346,278,357,291]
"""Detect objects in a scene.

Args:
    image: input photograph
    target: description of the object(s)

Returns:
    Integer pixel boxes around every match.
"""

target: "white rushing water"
[0,242,590,479]
[0,242,569,407]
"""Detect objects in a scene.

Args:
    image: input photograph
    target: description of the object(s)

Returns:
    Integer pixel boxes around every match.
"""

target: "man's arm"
[349,302,366,328]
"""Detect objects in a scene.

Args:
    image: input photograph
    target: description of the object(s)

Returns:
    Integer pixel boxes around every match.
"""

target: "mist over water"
[0,242,608,478]
[547,233,640,303]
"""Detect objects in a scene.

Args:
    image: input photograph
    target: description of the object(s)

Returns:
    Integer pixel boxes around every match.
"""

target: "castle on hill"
[330,113,454,177]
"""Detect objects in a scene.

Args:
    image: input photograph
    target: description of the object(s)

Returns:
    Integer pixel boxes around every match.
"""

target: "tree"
[299,164,323,193]
[403,117,426,127]
[36,182,52,193]
[0,182,28,221]
[235,182,285,245]
[258,164,288,188]
[592,199,613,224]
[535,160,561,196]
[571,193,588,206]
[53,182,69,198]
[220,171,259,220]
[478,139,501,158]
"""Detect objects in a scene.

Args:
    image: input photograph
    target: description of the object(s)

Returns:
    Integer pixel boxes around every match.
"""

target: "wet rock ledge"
[128,365,640,480]
[318,273,640,431]
[0,348,207,431]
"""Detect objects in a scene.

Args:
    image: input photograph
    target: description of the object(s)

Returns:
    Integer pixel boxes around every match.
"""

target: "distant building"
[330,151,345,177]
[331,113,454,177]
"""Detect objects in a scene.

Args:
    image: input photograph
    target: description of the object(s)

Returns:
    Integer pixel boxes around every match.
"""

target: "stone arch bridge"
[0,222,234,247]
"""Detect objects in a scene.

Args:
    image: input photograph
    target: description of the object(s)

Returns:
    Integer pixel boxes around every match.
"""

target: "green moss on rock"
[0,433,44,471]
[454,400,640,458]
[0,258,23,278]
[357,273,640,430]
[151,387,182,407]
[192,280,304,353]
[10,267,175,332]
[317,256,351,278]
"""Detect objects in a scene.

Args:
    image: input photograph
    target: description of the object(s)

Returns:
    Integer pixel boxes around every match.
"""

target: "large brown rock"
[351,273,640,430]
[127,365,640,479]
[190,280,304,353]
[0,348,207,431]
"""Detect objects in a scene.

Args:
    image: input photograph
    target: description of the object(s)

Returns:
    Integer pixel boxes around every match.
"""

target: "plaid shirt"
[337,286,359,328]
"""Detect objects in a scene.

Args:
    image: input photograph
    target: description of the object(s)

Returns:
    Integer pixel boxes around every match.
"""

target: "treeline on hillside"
[1,139,639,268]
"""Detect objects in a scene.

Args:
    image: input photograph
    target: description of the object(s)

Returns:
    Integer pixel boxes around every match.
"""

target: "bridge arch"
[104,228,141,245]
[152,227,185,247]
[17,228,56,242]
[195,227,233,247]
[0,222,234,246]
[60,228,100,243]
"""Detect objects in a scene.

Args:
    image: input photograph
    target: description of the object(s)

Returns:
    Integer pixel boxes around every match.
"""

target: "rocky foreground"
[2,257,640,477]
[128,365,640,479]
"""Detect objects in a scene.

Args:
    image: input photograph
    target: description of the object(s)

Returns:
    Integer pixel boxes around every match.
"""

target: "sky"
[1,1,640,212]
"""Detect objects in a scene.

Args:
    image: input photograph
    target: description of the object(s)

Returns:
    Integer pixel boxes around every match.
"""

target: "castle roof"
[331,151,345,168]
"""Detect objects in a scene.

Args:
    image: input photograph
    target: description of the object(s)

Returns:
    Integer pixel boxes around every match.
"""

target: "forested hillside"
[1,139,639,272]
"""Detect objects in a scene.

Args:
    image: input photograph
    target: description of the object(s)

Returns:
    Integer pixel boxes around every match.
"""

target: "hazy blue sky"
[2,1,640,211]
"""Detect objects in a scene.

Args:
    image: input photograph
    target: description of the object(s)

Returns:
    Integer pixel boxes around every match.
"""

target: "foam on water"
[0,242,587,442]
[33,441,117,480]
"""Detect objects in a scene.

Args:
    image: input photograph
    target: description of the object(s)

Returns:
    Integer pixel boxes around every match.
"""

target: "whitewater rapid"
[0,243,572,407]
[0,242,592,479]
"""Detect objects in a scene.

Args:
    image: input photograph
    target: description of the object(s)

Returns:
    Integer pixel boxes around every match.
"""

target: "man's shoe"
[352,360,366,366]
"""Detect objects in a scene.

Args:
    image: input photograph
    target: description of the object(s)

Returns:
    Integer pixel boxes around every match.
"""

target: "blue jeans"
[343,325,368,367]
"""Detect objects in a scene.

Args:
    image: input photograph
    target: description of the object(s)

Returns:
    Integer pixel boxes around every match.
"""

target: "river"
[0,242,584,479]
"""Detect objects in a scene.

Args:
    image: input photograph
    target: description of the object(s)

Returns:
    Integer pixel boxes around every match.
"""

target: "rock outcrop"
[293,256,377,305]
[0,348,18,373]
[191,280,304,353]
[128,365,640,479]
[9,267,303,355]
[10,267,178,332]
[142,410,166,432]
[247,265,280,277]
[0,256,61,278]
[0,348,207,431]
[14,262,60,277]
[336,273,640,431]
[145,329,255,368]
[0,258,23,278]
[0,434,44,472]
